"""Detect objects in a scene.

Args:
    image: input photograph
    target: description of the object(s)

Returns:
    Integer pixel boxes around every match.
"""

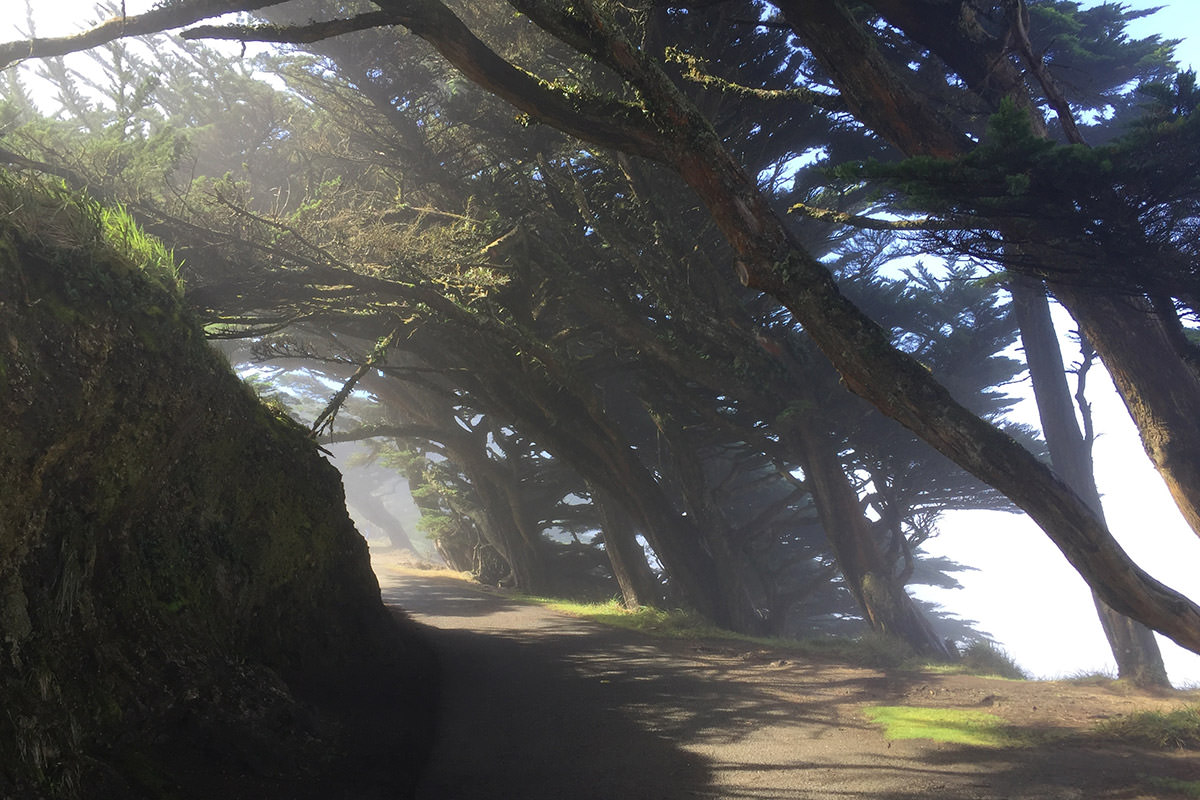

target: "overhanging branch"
[0,0,289,69]
[182,12,404,45]
[787,202,961,231]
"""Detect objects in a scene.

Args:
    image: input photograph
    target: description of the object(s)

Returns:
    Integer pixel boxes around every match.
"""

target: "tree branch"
[319,422,450,445]
[787,201,959,231]
[665,47,845,112]
[0,0,290,70]
[1004,0,1087,145]
[369,0,667,160]
[310,327,399,437]
[182,12,404,45]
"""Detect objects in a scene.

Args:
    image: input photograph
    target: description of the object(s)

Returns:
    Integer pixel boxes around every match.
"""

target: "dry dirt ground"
[371,550,1199,799]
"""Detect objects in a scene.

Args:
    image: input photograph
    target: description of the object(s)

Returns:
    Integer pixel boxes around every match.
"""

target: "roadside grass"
[379,562,475,581]
[862,705,1025,748]
[1094,706,1200,749]
[521,596,961,671]
[1146,777,1200,797]
[925,640,1028,680]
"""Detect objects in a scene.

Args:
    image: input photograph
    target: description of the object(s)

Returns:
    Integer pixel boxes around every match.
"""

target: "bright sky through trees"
[6,0,1200,683]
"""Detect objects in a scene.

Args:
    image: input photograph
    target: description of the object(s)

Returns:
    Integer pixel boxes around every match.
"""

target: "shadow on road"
[383,574,716,799]
[380,572,1198,800]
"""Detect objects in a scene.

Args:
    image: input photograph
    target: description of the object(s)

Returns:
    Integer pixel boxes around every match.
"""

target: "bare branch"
[319,423,449,445]
[310,327,400,437]
[0,0,290,70]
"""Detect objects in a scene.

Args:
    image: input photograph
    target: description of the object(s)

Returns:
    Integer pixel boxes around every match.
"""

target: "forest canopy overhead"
[2,0,1199,672]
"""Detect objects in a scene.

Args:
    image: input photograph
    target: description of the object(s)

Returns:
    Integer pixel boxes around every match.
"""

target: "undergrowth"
[1146,777,1200,797]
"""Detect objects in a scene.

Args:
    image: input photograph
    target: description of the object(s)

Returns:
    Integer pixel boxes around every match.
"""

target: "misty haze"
[2,1,1199,798]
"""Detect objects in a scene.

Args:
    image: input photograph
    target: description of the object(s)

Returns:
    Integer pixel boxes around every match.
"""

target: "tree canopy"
[3,0,1199,662]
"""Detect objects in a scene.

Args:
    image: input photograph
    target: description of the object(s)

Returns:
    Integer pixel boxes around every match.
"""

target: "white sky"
[5,0,1200,684]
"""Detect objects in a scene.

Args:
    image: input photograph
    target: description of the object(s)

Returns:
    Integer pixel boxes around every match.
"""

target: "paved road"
[378,570,1195,800]
[381,573,713,799]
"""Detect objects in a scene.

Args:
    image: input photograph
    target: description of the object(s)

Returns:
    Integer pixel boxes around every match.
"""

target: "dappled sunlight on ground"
[375,567,1200,799]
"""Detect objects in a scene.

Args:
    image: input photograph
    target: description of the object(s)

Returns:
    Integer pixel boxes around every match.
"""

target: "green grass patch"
[1094,706,1200,749]
[517,595,1040,676]
[864,705,1020,748]
[923,640,1028,680]
[522,596,943,669]
[1146,777,1200,798]
[534,598,739,640]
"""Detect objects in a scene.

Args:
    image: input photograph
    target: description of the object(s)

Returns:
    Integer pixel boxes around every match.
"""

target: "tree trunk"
[746,0,1200,652]
[1049,284,1200,541]
[450,433,556,594]
[657,411,774,636]
[1009,278,1170,686]
[783,414,954,659]
[592,485,663,609]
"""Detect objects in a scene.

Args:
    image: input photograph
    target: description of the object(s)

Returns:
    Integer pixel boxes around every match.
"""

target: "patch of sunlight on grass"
[519,597,937,669]
[529,598,739,640]
[383,563,474,581]
[863,705,1019,748]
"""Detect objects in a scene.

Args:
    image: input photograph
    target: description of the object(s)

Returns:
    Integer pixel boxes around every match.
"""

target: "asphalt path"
[382,573,713,799]
[379,570,1198,800]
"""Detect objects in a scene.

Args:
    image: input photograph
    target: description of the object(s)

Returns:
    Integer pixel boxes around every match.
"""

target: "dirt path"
[376,562,1198,799]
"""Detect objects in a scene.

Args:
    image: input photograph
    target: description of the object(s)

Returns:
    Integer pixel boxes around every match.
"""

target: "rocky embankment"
[0,176,435,799]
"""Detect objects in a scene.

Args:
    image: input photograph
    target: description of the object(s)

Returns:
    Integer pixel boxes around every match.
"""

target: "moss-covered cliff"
[0,175,435,798]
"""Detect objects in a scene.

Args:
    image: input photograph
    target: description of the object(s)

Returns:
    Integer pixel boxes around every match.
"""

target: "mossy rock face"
[0,184,435,799]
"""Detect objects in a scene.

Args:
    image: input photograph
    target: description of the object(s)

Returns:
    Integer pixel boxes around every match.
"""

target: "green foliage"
[0,171,181,294]
[1027,0,1179,119]
[863,705,1019,748]
[1094,706,1200,749]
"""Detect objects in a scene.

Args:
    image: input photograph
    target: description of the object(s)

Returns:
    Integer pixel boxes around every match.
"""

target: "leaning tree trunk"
[656,409,776,636]
[1010,278,1169,687]
[830,0,1200,543]
[456,448,551,594]
[782,414,954,659]
[591,484,663,609]
[1049,283,1200,542]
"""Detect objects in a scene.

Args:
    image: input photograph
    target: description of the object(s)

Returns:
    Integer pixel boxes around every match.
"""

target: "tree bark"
[781,414,954,658]
[1049,285,1200,542]
[1010,277,1170,687]
[591,485,663,609]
